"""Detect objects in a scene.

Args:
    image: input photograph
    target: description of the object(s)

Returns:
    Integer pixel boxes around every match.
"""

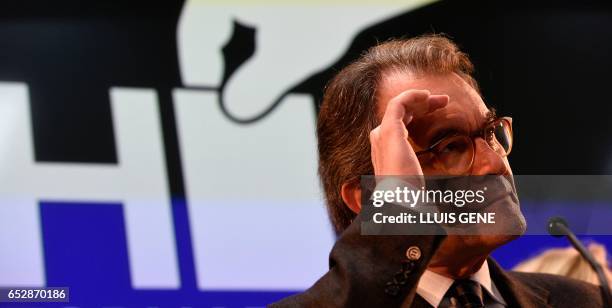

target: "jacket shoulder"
[507,271,604,307]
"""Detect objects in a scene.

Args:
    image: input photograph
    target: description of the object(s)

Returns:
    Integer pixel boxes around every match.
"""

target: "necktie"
[448,279,484,308]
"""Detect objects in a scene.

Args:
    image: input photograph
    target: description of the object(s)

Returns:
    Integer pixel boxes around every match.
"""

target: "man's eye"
[441,143,458,153]
[440,140,468,154]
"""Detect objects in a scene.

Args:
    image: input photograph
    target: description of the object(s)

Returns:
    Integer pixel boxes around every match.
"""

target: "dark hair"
[317,34,480,234]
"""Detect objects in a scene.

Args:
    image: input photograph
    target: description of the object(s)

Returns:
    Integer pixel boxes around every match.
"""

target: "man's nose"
[470,138,508,175]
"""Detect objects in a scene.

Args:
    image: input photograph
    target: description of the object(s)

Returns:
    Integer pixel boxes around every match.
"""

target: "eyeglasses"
[415,117,513,175]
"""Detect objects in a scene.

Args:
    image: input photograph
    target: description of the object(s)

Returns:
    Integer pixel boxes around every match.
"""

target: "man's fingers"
[371,89,433,177]
[383,90,450,124]
[427,94,450,112]
[402,94,448,124]
[381,89,431,124]
[381,90,450,138]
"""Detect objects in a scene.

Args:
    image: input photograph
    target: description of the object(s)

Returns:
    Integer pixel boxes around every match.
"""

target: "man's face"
[376,71,521,265]
[377,71,513,177]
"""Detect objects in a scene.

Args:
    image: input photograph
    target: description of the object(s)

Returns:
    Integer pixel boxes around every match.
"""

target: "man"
[271,35,606,307]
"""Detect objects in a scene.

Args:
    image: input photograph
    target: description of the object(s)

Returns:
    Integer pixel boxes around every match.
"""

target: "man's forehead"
[412,95,489,128]
[377,72,486,114]
[378,71,480,104]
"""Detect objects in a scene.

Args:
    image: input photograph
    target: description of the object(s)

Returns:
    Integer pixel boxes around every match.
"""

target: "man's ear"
[341,180,362,214]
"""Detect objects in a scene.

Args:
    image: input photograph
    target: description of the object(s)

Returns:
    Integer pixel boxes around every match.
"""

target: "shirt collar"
[416,260,507,307]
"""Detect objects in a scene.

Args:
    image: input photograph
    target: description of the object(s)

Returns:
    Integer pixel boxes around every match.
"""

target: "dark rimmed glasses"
[415,117,513,175]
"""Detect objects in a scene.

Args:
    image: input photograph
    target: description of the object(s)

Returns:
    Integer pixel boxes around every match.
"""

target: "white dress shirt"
[416,260,507,307]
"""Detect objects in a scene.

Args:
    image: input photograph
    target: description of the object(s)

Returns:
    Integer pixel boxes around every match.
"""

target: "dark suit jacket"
[270,209,607,308]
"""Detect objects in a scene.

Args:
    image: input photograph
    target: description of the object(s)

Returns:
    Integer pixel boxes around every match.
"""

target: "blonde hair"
[513,243,612,288]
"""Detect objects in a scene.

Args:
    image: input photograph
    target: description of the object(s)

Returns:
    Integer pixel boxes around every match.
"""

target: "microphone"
[547,217,612,307]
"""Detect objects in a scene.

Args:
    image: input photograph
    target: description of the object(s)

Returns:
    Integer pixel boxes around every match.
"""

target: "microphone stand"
[548,217,612,308]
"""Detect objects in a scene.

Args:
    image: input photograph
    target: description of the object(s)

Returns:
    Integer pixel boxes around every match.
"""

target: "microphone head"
[547,216,569,237]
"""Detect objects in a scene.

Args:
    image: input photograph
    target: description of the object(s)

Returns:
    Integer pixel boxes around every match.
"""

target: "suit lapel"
[488,258,551,308]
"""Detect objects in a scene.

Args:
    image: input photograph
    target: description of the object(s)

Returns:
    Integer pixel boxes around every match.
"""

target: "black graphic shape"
[289,0,612,175]
[217,20,279,123]
[216,19,298,124]
[0,1,184,164]
[221,20,256,89]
